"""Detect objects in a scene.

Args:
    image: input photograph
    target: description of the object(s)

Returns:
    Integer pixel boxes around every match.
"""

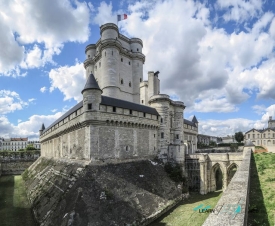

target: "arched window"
[126,146,129,151]
[129,82,131,87]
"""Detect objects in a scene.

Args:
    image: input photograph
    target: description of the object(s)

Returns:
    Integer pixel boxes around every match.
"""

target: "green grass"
[248,153,275,226]
[0,175,37,226]
[150,191,222,226]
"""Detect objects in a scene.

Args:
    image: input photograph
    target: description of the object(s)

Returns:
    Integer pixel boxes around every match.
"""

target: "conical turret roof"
[192,115,198,123]
[81,74,101,94]
[40,123,45,131]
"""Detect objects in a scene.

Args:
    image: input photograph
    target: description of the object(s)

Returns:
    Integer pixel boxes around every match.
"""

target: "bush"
[164,162,184,183]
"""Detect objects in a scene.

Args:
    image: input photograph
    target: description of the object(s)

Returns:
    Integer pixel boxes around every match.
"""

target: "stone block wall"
[1,160,35,175]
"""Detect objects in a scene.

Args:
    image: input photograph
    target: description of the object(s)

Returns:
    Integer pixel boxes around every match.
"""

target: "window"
[142,100,144,104]
[161,118,163,123]
[176,134,179,139]
[105,51,106,56]
[113,106,116,112]
[88,104,92,110]
[143,112,146,117]
[121,58,123,62]
[121,79,123,85]
[248,134,250,139]
[137,48,139,51]
[88,55,90,58]
[129,61,131,65]
[161,132,164,138]
[129,82,131,87]
[75,111,77,116]
[129,109,132,115]
[126,146,129,151]
[140,78,142,82]
[112,50,113,55]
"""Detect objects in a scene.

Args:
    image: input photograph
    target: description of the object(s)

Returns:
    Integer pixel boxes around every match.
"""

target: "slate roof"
[245,127,275,134]
[184,119,197,127]
[43,96,159,134]
[40,123,45,131]
[192,115,198,123]
[81,74,101,93]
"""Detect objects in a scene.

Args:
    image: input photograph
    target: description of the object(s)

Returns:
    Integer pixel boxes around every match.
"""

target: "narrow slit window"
[161,132,164,138]
[113,106,116,112]
[130,109,132,115]
[143,112,146,117]
[88,104,92,110]
[129,82,131,87]
[121,58,123,62]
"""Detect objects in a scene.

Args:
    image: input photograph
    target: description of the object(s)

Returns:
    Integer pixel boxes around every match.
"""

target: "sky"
[1,0,275,140]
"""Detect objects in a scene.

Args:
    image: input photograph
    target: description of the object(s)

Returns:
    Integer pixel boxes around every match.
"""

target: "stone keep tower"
[84,23,145,104]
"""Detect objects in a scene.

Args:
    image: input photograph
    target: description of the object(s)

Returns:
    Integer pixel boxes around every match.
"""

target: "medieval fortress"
[39,23,198,162]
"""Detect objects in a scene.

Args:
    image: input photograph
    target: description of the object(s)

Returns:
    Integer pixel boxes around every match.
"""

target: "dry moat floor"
[0,175,37,226]
[150,191,222,226]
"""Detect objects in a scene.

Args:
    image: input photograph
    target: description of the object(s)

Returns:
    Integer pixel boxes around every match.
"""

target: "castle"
[39,23,197,162]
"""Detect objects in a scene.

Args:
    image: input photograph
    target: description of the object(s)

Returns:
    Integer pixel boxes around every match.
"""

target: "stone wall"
[202,149,252,226]
[1,160,35,175]
[24,157,182,226]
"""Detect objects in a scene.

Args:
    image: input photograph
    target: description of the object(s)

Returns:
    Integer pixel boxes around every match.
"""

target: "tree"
[235,132,244,143]
[26,144,36,150]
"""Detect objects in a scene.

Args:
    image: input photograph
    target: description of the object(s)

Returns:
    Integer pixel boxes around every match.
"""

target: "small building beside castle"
[39,23,190,163]
[245,116,275,152]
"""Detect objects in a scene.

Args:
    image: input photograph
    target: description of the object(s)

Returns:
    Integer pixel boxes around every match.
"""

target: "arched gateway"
[185,153,243,194]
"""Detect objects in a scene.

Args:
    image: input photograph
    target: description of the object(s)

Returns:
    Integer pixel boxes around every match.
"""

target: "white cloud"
[49,62,86,102]
[0,90,28,114]
[252,105,266,115]
[0,112,64,139]
[28,98,36,102]
[51,109,58,113]
[40,87,47,93]
[0,0,91,76]
[216,0,263,23]
[199,104,275,136]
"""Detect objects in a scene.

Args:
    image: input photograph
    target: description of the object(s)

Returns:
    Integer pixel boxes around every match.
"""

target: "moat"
[0,175,37,226]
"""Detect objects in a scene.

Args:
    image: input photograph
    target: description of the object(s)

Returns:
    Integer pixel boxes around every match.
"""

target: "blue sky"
[1,0,275,140]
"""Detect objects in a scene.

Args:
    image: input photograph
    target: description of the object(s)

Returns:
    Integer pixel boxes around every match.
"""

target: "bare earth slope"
[23,157,181,226]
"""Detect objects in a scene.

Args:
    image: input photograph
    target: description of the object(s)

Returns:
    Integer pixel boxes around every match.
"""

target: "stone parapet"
[202,149,252,226]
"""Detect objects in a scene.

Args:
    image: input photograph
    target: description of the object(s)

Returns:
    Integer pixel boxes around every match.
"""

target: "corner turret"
[82,74,102,111]
[192,115,198,127]
[39,123,45,136]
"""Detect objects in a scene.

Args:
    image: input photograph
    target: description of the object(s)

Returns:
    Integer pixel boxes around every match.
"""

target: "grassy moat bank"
[0,175,37,226]
[150,191,222,226]
[248,153,275,226]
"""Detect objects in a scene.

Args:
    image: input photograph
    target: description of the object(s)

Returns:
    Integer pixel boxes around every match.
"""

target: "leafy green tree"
[235,132,244,143]
[26,144,36,150]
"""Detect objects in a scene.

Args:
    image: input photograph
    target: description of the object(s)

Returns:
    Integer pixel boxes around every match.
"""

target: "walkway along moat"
[0,175,37,226]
